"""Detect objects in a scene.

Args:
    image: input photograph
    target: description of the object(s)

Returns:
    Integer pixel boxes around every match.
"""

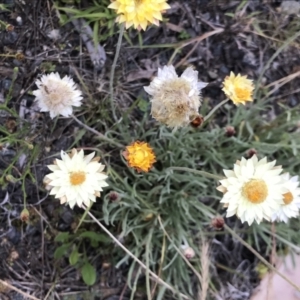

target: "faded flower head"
[272,173,300,223]
[144,65,207,128]
[123,141,156,172]
[217,155,285,225]
[44,149,108,209]
[108,0,170,31]
[33,72,83,119]
[222,72,254,105]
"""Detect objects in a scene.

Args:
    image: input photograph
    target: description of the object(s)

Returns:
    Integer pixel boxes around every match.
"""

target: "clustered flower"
[217,155,300,225]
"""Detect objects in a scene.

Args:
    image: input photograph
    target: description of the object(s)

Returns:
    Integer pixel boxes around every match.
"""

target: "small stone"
[208,70,218,79]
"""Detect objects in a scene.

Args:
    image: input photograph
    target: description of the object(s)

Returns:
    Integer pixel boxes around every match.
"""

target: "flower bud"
[181,245,195,260]
[20,208,30,222]
[211,216,225,230]
[246,148,257,158]
[5,174,17,183]
[142,212,154,221]
[5,117,17,133]
[184,247,195,260]
[190,114,204,128]
[6,24,14,32]
[225,125,236,137]
[108,191,120,202]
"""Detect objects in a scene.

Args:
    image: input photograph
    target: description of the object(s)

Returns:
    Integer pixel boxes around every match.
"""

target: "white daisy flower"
[33,72,83,119]
[272,173,300,223]
[216,155,285,225]
[44,149,109,209]
[144,65,207,128]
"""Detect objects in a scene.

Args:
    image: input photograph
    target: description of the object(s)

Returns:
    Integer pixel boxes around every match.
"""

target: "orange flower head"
[123,141,156,172]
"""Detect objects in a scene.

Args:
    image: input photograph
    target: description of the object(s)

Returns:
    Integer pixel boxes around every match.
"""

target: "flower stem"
[87,210,192,300]
[109,23,125,122]
[71,114,124,148]
[168,166,224,180]
[203,98,229,123]
[74,203,93,233]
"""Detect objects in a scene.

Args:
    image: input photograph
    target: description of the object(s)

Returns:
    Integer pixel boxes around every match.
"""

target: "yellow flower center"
[235,87,251,100]
[133,149,146,164]
[242,179,268,204]
[50,93,62,104]
[283,191,293,205]
[69,171,86,186]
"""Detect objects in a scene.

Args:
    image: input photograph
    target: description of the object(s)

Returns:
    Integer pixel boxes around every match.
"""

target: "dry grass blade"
[0,279,40,300]
[264,70,300,98]
[198,241,210,300]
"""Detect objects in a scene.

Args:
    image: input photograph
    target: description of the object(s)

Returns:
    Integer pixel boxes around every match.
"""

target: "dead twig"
[0,279,40,300]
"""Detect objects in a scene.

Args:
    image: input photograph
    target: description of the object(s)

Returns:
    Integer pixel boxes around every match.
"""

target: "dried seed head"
[142,212,154,221]
[144,65,207,128]
[15,51,25,61]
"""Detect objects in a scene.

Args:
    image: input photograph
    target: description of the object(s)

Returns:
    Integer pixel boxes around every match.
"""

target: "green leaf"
[69,247,79,266]
[54,232,70,242]
[81,262,96,286]
[137,98,149,112]
[79,231,111,243]
[54,243,71,259]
